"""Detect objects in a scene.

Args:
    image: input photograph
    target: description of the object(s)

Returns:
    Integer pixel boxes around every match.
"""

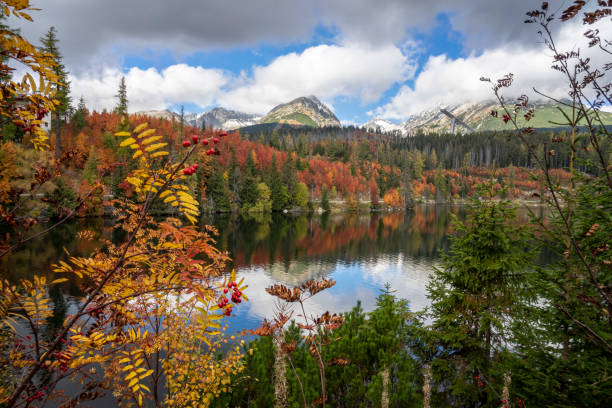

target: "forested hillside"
[3,108,591,217]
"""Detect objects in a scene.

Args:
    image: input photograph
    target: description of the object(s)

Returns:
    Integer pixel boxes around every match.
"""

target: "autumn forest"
[1,1,612,407]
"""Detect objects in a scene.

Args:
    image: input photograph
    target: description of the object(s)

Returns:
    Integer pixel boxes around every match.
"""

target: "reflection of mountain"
[263,259,336,285]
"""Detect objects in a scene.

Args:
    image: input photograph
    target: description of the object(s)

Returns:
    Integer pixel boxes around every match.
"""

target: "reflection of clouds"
[235,254,438,329]
[265,260,336,285]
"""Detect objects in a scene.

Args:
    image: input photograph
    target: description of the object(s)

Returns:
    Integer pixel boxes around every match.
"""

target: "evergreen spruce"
[40,27,71,159]
[70,96,88,132]
[114,76,128,125]
[206,164,231,212]
[426,183,534,406]
[281,153,298,207]
[239,153,259,210]
[321,188,330,212]
[269,154,288,211]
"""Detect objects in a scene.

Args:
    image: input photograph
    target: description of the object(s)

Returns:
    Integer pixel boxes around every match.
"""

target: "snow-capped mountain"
[134,107,260,130]
[361,118,406,135]
[403,101,498,134]
[133,109,178,121]
[192,107,261,130]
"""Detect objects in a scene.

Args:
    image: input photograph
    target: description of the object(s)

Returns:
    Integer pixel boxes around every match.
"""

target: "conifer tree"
[40,26,71,159]
[427,183,533,406]
[239,153,258,209]
[281,153,298,206]
[206,164,230,212]
[114,76,128,117]
[269,154,288,211]
[70,96,88,132]
[321,188,330,212]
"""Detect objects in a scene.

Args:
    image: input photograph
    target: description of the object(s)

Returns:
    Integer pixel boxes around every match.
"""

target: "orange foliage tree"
[0,112,247,405]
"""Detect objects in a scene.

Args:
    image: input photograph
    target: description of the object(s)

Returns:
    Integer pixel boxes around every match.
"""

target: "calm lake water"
[1,205,548,335]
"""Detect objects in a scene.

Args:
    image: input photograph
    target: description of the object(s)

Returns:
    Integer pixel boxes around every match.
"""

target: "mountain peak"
[261,95,341,127]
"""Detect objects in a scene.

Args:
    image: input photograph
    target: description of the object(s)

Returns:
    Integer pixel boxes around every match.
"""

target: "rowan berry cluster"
[181,131,228,174]
[217,281,243,316]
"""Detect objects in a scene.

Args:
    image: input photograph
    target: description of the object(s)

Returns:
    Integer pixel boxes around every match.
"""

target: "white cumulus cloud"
[219,43,414,114]
[377,18,612,120]
[71,43,412,115]
[70,64,228,113]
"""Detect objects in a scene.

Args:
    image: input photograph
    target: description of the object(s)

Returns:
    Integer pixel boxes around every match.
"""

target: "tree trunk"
[501,372,511,408]
[422,364,432,408]
[54,111,61,161]
[381,366,390,408]
[273,333,288,408]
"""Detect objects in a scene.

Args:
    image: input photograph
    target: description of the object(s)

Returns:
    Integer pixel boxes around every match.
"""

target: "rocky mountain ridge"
[260,95,341,127]
[135,97,612,134]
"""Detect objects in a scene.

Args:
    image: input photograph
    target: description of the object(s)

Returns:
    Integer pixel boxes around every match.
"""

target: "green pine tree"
[239,153,259,210]
[281,154,298,206]
[114,76,129,130]
[321,188,330,213]
[40,27,71,159]
[426,183,534,406]
[206,164,231,212]
[269,154,288,211]
[70,96,88,132]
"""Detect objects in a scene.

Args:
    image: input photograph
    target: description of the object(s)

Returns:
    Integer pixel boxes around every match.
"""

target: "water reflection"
[1,205,466,333]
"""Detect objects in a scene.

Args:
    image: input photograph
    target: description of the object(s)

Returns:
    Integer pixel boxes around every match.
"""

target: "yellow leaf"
[144,143,167,152]
[141,135,163,145]
[119,137,137,147]
[125,371,137,380]
[114,131,131,137]
[150,151,169,158]
[128,377,139,388]
[50,278,68,284]
[133,123,148,133]
[137,128,156,139]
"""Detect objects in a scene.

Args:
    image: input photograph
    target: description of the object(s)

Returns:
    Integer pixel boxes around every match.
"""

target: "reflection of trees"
[0,218,109,285]
[211,206,465,272]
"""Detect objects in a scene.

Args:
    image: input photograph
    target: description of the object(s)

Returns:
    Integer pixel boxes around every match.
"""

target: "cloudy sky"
[11,0,606,123]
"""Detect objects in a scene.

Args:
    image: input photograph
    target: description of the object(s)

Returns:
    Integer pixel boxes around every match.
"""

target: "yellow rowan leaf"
[25,73,36,92]
[128,377,139,388]
[115,131,131,137]
[137,128,155,139]
[133,123,148,133]
[120,137,137,147]
[141,135,163,145]
[144,143,167,152]
[125,371,137,380]
[50,278,68,284]
[150,151,169,158]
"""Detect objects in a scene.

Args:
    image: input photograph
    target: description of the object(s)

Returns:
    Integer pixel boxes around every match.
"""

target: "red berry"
[202,139,209,145]
[213,137,219,144]
[220,131,227,137]
[223,288,228,293]
[182,140,191,147]
[183,168,191,175]
[191,134,199,143]
[193,164,198,170]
